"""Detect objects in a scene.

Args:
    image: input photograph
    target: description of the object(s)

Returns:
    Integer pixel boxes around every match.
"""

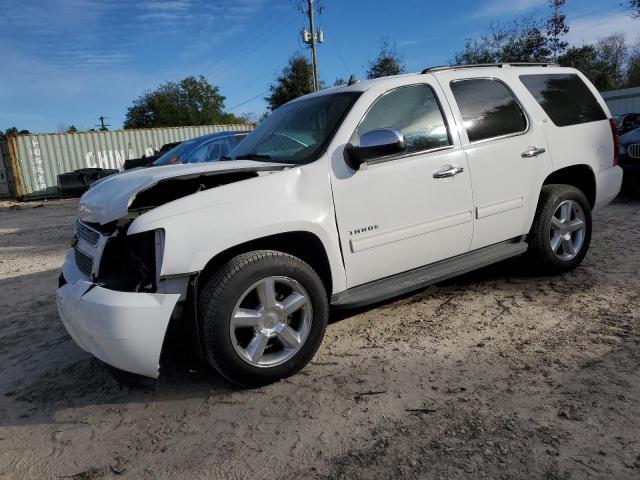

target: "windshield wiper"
[226,153,272,160]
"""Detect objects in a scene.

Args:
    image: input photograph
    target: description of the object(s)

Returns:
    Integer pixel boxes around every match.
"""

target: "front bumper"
[56,249,180,378]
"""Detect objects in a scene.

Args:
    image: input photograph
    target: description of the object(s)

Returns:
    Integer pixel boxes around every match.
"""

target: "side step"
[331,239,528,309]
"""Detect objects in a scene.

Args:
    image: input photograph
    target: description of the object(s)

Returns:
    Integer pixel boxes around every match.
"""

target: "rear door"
[436,71,553,250]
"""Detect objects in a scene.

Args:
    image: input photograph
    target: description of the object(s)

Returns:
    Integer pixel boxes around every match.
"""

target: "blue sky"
[1,0,638,133]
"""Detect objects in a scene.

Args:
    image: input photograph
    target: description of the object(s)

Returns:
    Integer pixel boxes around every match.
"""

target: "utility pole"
[95,115,110,131]
[307,0,319,91]
[300,0,323,91]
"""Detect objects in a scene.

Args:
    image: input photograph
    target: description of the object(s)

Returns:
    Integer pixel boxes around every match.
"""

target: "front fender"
[127,160,347,294]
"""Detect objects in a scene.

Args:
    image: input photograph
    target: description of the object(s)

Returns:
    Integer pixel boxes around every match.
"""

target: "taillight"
[609,118,620,167]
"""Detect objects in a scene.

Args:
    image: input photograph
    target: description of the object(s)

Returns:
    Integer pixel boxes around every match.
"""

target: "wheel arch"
[196,231,335,297]
[542,164,596,209]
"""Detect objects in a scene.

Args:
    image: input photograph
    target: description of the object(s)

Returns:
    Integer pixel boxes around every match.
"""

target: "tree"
[596,34,627,90]
[627,42,640,87]
[67,125,78,133]
[558,45,601,78]
[453,18,550,65]
[629,0,640,17]
[124,75,243,129]
[546,0,569,60]
[558,36,633,91]
[367,39,405,79]
[265,54,314,111]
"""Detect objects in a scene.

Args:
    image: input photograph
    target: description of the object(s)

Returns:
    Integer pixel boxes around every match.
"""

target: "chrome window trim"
[349,83,454,166]
[364,145,456,167]
[449,77,531,146]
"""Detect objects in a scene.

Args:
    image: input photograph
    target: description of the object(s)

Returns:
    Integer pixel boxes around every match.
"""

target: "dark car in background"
[123,141,181,170]
[619,126,640,188]
[614,113,640,135]
[152,131,249,167]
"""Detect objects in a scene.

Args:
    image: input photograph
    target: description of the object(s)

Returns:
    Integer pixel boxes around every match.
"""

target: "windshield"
[226,92,361,164]
[152,140,198,166]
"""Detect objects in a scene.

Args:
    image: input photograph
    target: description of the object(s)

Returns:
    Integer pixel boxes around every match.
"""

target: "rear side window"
[520,74,606,127]
[450,79,527,142]
[356,84,451,154]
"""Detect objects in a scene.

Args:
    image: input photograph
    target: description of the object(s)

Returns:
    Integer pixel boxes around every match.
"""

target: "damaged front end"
[57,217,182,385]
[59,161,290,385]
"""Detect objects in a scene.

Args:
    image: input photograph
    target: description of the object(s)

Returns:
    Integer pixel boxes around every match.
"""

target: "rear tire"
[197,250,328,387]
[528,184,592,274]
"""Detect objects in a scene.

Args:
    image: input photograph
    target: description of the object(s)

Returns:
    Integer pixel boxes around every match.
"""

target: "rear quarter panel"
[510,68,614,174]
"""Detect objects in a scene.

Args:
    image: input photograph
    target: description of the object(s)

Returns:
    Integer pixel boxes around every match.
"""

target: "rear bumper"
[594,166,623,212]
[56,249,180,378]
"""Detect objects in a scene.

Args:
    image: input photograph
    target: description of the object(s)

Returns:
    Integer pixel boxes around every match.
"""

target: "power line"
[325,28,351,76]
[201,8,297,81]
[228,89,270,111]
[226,71,275,97]
[198,7,280,78]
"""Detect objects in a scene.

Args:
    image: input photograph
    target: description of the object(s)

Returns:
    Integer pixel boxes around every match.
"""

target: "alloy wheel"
[229,276,312,368]
[549,200,586,261]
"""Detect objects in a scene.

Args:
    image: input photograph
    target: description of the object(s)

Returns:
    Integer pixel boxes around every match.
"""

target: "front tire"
[528,184,592,274]
[197,250,328,387]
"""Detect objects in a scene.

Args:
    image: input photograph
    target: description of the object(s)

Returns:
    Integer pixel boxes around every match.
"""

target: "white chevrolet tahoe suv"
[57,64,623,387]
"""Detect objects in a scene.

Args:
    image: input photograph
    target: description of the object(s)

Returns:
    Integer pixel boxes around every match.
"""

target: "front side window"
[520,74,606,127]
[227,92,361,164]
[355,84,451,154]
[450,78,527,142]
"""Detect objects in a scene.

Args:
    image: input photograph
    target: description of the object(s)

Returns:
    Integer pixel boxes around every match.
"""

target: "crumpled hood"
[78,160,287,225]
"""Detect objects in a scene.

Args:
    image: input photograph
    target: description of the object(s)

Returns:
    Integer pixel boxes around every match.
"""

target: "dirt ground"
[0,194,639,480]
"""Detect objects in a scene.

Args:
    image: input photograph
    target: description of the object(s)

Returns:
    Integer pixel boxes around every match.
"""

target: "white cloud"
[472,0,545,18]
[566,12,640,46]
[144,1,190,10]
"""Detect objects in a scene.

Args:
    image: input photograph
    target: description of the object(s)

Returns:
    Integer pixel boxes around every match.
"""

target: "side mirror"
[345,128,406,169]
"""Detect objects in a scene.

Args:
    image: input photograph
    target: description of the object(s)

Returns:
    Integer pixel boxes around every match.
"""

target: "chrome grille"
[629,143,640,160]
[74,247,93,277]
[76,221,100,247]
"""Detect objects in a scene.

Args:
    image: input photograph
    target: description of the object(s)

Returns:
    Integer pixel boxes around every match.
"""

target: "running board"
[331,239,528,308]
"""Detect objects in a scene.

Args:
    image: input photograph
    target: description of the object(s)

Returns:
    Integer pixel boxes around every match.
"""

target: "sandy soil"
[0,195,639,479]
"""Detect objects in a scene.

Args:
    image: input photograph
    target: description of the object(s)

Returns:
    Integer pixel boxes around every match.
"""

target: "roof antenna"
[347,74,359,86]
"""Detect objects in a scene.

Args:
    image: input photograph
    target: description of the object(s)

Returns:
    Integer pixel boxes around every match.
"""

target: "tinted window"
[451,79,527,142]
[356,85,450,154]
[520,74,606,127]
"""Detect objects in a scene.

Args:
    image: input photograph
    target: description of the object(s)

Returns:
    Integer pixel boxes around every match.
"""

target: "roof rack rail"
[421,62,559,74]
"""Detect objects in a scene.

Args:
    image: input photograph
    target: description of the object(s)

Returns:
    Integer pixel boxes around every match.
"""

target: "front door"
[331,82,474,288]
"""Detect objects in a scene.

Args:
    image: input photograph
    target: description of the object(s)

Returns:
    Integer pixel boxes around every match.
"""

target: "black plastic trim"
[331,238,528,308]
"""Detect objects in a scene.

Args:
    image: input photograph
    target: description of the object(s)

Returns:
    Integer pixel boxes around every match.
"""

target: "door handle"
[521,146,546,158]
[433,166,464,179]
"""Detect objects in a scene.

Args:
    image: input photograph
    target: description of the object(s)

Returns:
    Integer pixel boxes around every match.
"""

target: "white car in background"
[57,63,622,388]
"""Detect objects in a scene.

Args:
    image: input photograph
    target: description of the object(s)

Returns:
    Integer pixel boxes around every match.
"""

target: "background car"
[620,126,640,188]
[123,142,181,170]
[152,131,249,167]
[614,113,640,135]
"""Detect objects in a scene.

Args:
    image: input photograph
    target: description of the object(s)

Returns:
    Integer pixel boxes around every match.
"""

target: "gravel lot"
[0,194,639,479]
